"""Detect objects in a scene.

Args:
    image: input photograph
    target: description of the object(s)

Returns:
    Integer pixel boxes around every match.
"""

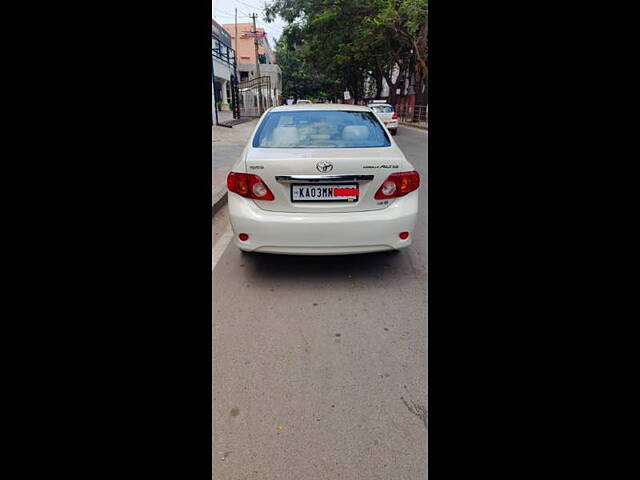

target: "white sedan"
[368,103,399,135]
[226,104,419,255]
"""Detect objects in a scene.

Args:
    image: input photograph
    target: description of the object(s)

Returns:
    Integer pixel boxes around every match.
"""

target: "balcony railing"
[212,46,235,68]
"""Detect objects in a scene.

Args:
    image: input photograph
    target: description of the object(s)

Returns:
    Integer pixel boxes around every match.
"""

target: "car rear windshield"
[252,111,391,148]
[370,105,394,113]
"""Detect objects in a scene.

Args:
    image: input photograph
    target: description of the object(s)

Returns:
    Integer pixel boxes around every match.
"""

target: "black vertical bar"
[212,57,219,126]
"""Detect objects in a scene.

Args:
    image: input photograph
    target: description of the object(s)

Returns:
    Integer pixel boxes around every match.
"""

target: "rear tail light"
[238,233,249,241]
[391,112,398,120]
[227,172,275,201]
[374,171,420,199]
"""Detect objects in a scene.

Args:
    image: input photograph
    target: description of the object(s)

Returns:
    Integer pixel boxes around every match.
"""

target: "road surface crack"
[400,395,428,429]
[298,328,311,353]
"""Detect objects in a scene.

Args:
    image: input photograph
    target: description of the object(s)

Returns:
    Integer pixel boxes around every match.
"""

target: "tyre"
[390,129,397,136]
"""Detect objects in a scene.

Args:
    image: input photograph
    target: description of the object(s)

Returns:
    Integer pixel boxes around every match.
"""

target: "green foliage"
[274,34,340,101]
[267,0,427,101]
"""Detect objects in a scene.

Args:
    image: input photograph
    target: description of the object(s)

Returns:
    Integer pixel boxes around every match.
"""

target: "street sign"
[242,31,266,38]
[343,91,351,100]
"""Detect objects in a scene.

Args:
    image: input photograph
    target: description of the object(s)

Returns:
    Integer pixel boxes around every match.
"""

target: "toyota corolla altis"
[226,104,419,255]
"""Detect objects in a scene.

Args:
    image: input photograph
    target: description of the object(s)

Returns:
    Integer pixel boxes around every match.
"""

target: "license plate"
[291,183,359,202]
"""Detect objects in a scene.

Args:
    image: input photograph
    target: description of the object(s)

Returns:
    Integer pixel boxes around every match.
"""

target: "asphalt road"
[213,126,428,480]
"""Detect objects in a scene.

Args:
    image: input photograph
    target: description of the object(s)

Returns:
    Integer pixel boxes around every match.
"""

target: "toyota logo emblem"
[316,161,333,173]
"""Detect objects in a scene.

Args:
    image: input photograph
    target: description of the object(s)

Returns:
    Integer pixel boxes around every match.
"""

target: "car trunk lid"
[244,147,408,213]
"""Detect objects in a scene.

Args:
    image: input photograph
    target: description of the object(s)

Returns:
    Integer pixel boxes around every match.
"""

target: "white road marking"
[212,221,234,271]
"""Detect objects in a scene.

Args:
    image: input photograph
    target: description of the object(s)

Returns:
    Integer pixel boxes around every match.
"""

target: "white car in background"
[226,104,420,255]
[296,99,312,104]
[368,102,398,135]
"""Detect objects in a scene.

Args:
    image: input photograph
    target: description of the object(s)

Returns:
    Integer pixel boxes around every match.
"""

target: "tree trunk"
[375,83,383,100]
[350,75,364,103]
[383,71,395,105]
[385,63,405,107]
[374,72,383,99]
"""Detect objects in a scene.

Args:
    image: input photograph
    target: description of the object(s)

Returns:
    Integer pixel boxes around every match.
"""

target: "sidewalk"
[214,110,234,124]
[400,122,428,132]
[212,118,260,214]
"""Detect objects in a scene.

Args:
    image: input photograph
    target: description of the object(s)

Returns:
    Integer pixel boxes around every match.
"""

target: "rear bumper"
[385,121,399,130]
[228,192,419,255]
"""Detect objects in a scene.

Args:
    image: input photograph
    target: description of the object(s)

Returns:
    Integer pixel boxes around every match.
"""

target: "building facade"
[212,19,235,112]
[223,23,282,107]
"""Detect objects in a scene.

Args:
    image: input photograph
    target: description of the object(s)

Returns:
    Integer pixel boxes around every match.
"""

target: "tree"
[274,33,342,102]
[265,0,428,103]
[360,0,427,103]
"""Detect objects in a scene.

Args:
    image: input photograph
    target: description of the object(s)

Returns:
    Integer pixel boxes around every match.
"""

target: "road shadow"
[237,249,418,287]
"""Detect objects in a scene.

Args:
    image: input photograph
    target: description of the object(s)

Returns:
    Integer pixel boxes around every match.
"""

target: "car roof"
[368,103,393,107]
[270,104,374,112]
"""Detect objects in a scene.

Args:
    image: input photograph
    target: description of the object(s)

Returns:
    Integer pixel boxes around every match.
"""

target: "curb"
[212,188,228,216]
[399,124,428,133]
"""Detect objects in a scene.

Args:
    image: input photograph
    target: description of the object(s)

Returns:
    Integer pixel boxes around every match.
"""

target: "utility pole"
[234,8,238,80]
[250,13,263,114]
[250,13,262,79]
[231,7,239,119]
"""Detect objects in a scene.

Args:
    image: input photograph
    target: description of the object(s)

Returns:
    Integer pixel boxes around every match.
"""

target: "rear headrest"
[342,125,369,141]
[271,126,299,146]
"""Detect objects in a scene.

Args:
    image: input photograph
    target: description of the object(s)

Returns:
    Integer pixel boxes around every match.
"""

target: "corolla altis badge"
[316,161,334,173]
